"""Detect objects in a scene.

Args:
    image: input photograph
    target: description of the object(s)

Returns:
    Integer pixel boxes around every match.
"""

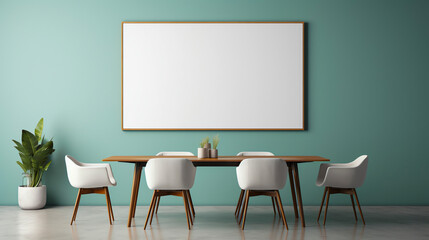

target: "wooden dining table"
[103,155,329,227]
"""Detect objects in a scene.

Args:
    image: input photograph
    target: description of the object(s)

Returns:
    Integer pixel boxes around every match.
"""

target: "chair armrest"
[79,163,116,185]
[322,165,365,188]
[104,164,116,185]
[68,165,113,188]
[316,163,331,185]
[80,163,109,168]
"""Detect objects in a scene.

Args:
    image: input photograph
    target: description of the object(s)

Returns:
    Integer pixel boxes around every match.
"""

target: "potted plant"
[13,118,55,210]
[210,135,220,158]
[198,136,210,158]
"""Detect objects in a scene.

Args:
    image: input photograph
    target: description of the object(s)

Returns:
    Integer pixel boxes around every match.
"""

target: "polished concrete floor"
[0,206,428,240]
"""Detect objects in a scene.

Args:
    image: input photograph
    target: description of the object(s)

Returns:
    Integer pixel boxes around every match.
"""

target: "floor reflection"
[142,214,192,240]
[127,219,139,240]
[70,225,79,240]
[3,206,425,240]
[317,222,365,240]
[70,214,367,240]
[71,222,115,240]
[240,216,301,240]
[17,208,49,240]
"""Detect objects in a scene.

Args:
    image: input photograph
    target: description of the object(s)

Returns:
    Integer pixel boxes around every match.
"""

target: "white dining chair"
[65,155,117,225]
[316,155,369,225]
[156,151,194,156]
[236,158,288,230]
[236,152,275,157]
[235,152,279,218]
[144,158,196,230]
[153,152,196,217]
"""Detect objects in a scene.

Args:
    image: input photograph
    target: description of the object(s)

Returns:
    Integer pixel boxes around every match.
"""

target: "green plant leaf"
[33,140,55,163]
[31,170,43,187]
[200,136,210,147]
[22,130,38,155]
[16,161,27,173]
[13,140,28,155]
[213,135,220,149]
[43,160,52,171]
[14,118,54,186]
[31,156,39,170]
[35,118,44,142]
[19,152,32,167]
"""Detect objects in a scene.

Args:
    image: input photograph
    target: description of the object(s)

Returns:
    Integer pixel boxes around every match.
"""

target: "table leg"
[291,162,305,227]
[132,167,142,218]
[287,163,299,218]
[128,163,143,227]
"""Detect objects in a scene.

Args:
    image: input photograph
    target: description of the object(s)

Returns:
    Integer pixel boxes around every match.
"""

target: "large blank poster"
[122,22,304,130]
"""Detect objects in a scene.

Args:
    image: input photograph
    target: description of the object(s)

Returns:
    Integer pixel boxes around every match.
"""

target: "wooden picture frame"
[122,22,305,130]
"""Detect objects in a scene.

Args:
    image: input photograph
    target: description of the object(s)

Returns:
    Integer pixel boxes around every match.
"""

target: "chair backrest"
[65,155,84,187]
[348,155,369,188]
[156,152,194,156]
[236,158,287,190]
[145,158,196,190]
[236,152,275,156]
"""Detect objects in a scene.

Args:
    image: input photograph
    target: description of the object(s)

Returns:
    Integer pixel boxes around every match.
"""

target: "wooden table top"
[103,156,329,166]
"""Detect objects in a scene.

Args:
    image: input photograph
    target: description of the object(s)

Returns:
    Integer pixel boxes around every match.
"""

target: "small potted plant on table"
[210,135,220,158]
[198,136,210,158]
[13,118,55,210]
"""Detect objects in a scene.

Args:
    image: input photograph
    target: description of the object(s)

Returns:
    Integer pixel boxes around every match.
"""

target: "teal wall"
[1,0,428,206]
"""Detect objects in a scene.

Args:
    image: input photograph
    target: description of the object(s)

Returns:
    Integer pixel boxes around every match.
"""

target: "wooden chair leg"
[109,199,114,222]
[323,187,331,225]
[235,190,245,217]
[144,191,156,230]
[238,190,248,224]
[271,197,277,215]
[350,194,358,221]
[241,190,250,230]
[238,192,245,224]
[105,187,114,221]
[353,189,365,225]
[182,190,191,229]
[72,189,83,223]
[274,194,284,224]
[274,196,281,220]
[185,192,193,226]
[70,189,82,225]
[180,191,193,226]
[275,190,288,230]
[186,190,196,218]
[149,195,157,225]
[104,188,112,225]
[317,187,328,222]
[155,196,160,214]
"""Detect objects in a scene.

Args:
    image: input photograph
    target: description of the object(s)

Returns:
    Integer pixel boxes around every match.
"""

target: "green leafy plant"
[212,135,220,149]
[13,118,55,187]
[200,136,209,148]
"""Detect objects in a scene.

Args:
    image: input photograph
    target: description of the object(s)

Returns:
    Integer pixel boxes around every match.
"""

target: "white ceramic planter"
[18,185,46,210]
